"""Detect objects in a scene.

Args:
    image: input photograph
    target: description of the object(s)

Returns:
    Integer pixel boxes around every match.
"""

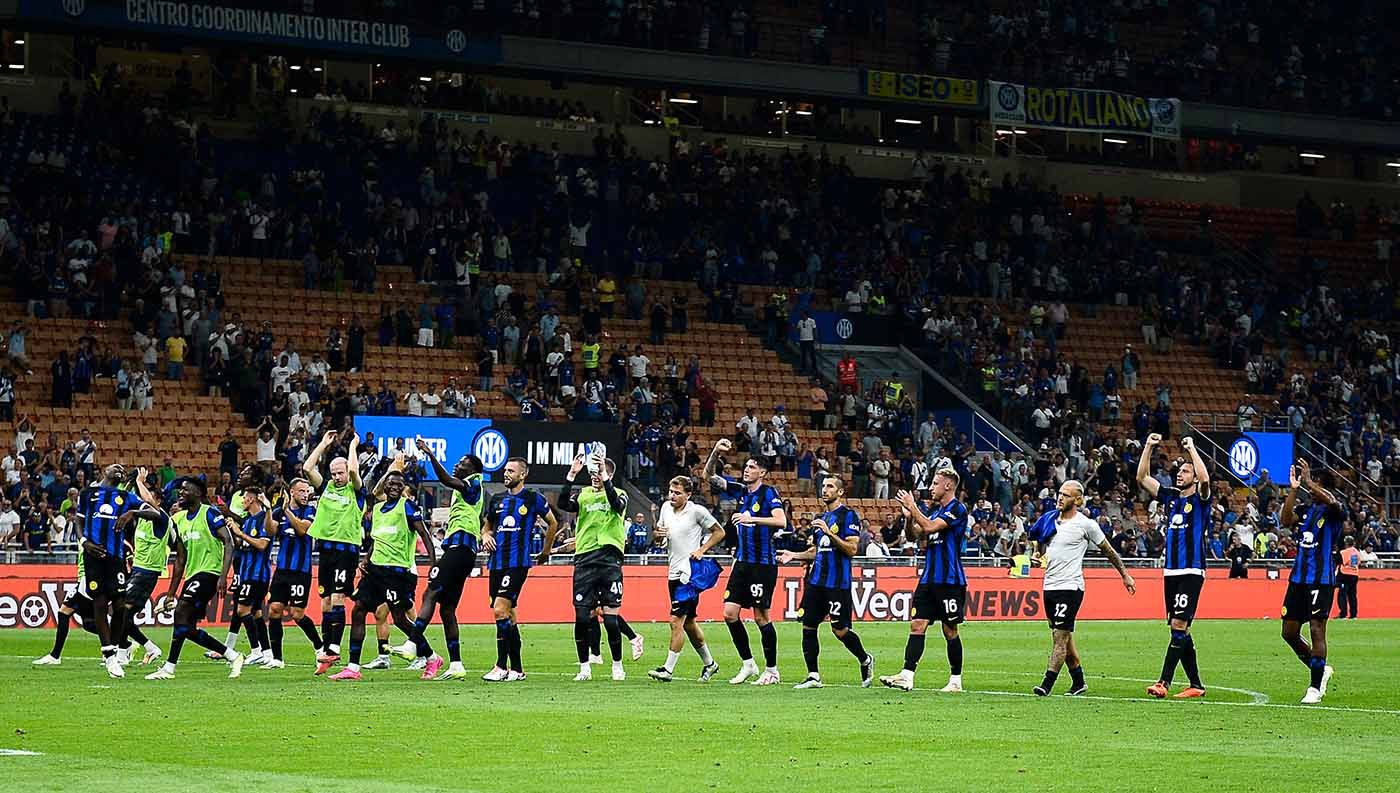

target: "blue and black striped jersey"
[919,499,969,586]
[488,488,551,570]
[78,485,145,557]
[1159,486,1211,574]
[809,505,862,589]
[275,504,317,575]
[236,512,273,583]
[1290,502,1344,587]
[723,481,784,566]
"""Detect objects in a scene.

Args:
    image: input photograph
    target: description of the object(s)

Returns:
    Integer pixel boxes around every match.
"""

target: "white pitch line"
[11,656,1400,716]
[0,749,43,756]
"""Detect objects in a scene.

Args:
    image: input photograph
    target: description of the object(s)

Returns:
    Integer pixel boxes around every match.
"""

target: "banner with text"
[5,566,1394,628]
[18,0,501,65]
[989,81,1181,139]
[863,70,982,107]
[353,416,622,483]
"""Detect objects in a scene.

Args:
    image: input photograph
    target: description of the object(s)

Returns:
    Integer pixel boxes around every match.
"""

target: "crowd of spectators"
[1,63,1397,568]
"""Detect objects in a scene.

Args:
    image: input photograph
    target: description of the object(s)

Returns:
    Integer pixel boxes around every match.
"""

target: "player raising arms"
[703,438,787,686]
[303,430,367,675]
[78,463,165,678]
[1136,433,1211,699]
[145,479,245,680]
[1279,461,1341,703]
[648,475,725,683]
[109,469,170,667]
[480,457,556,682]
[331,461,437,681]
[265,479,323,668]
[550,451,631,682]
[881,470,969,693]
[778,475,874,690]
[1028,480,1135,696]
[402,439,485,680]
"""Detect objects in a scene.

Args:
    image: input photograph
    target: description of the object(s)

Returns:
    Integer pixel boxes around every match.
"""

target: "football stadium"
[0,1,1398,791]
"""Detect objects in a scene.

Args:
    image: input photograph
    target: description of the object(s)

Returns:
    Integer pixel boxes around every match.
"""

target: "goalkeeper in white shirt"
[647,475,726,683]
[1030,480,1136,696]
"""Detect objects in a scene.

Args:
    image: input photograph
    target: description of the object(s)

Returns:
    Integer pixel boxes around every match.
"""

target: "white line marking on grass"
[0,749,43,756]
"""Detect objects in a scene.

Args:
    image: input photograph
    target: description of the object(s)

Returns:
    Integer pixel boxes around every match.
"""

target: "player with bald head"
[1028,479,1135,696]
[303,429,367,675]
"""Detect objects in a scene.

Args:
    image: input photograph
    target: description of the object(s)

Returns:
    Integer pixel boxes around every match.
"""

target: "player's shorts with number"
[1043,589,1085,631]
[1282,582,1334,621]
[1163,574,1205,623]
[724,561,778,610]
[912,583,966,624]
[82,549,126,598]
[236,578,270,608]
[489,566,529,606]
[572,547,625,611]
[123,568,161,608]
[317,548,359,596]
[427,545,478,608]
[178,572,221,615]
[353,563,417,610]
[800,583,854,629]
[269,570,312,608]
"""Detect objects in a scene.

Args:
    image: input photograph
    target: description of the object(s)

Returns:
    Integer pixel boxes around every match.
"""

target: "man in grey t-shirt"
[1031,480,1136,697]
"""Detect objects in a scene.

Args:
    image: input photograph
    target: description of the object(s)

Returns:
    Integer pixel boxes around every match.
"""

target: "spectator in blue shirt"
[625,512,650,554]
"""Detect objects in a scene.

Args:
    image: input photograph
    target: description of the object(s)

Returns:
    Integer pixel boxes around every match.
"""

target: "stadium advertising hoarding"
[862,69,982,107]
[989,81,1181,139]
[1203,430,1295,487]
[4,566,1396,628]
[353,416,622,483]
[19,0,501,64]
[789,311,896,346]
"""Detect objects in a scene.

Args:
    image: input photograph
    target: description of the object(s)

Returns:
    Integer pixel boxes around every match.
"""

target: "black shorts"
[800,583,854,630]
[912,582,967,625]
[63,589,95,620]
[427,545,478,608]
[724,561,778,610]
[1044,589,1085,631]
[1163,574,1205,624]
[668,579,698,618]
[573,547,624,612]
[123,568,161,608]
[353,564,417,610]
[236,579,269,609]
[1282,582,1334,622]
[489,566,528,606]
[269,570,313,608]
[317,548,359,598]
[83,549,126,598]
[178,572,221,617]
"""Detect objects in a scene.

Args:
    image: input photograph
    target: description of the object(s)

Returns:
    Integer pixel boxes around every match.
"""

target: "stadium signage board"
[989,80,1181,139]
[863,69,982,107]
[17,0,503,64]
[353,416,622,483]
[789,311,895,346]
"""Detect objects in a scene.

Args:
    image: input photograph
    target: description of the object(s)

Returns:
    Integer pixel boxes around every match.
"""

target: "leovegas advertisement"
[1,565,1396,628]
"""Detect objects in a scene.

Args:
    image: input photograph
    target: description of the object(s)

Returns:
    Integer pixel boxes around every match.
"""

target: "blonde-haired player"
[1029,480,1135,696]
[647,475,726,682]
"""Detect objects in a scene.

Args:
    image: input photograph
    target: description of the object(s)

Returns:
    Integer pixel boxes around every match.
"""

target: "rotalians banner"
[990,81,1181,139]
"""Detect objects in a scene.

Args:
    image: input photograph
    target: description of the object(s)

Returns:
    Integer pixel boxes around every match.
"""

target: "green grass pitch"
[2,619,1398,792]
